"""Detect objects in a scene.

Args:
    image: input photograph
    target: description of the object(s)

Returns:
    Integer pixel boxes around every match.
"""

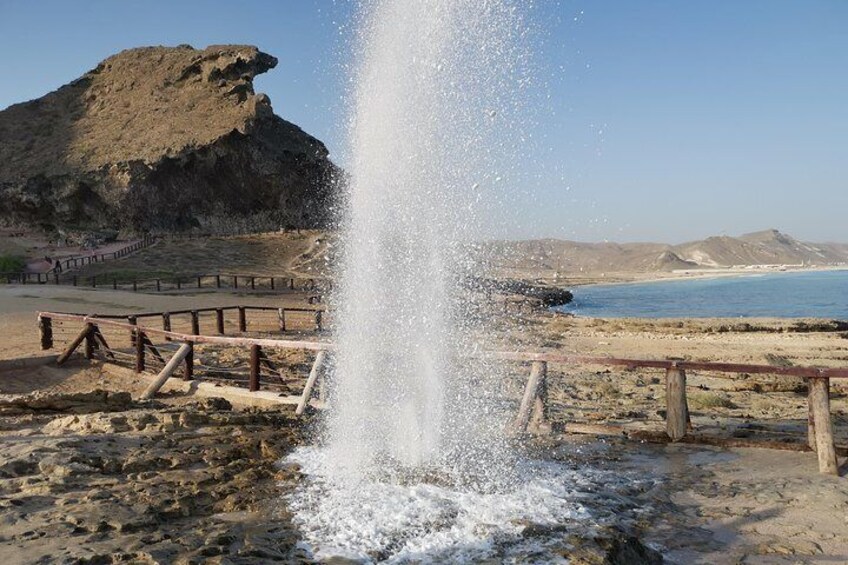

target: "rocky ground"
[586,438,848,564]
[0,365,313,564]
[1,283,847,563]
[0,391,312,563]
[1,370,843,564]
[494,313,848,448]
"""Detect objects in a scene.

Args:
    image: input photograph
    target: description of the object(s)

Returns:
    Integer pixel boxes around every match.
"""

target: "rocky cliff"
[0,45,338,232]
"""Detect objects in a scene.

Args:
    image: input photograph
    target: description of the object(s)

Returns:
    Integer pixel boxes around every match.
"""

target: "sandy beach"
[542,264,848,289]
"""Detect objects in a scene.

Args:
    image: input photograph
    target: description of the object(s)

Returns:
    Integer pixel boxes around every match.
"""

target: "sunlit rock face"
[0,44,338,231]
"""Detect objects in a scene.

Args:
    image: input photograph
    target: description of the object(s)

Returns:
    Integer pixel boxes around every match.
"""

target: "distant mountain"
[488,229,848,276]
[675,229,848,267]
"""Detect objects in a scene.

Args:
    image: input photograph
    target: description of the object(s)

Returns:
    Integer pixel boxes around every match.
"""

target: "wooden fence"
[494,352,846,475]
[0,235,154,283]
[53,235,153,273]
[34,310,845,475]
[1,270,330,294]
[56,234,156,270]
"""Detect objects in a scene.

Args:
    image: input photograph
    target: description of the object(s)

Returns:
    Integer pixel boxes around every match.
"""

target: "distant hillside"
[488,229,848,277]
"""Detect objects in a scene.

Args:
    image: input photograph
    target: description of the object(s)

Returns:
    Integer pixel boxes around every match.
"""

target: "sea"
[556,269,848,319]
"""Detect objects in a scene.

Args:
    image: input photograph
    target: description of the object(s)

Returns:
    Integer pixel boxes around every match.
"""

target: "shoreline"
[558,264,848,289]
[553,266,848,320]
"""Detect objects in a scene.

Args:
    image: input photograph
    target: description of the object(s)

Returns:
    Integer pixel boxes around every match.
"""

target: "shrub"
[0,255,26,283]
[689,393,736,410]
[0,255,26,273]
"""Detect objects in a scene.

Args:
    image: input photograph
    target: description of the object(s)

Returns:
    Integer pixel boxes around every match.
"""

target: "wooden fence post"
[315,310,323,332]
[514,360,548,433]
[216,274,221,288]
[319,372,329,404]
[233,276,238,289]
[56,323,94,365]
[140,343,193,399]
[156,279,161,292]
[190,310,200,335]
[809,377,838,475]
[85,327,96,359]
[250,276,255,290]
[238,307,247,332]
[184,342,193,381]
[128,316,138,347]
[216,308,225,335]
[665,366,689,441]
[249,344,261,391]
[297,351,327,415]
[807,378,817,451]
[270,277,275,291]
[39,316,53,350]
[162,312,171,341]
[135,328,145,373]
[197,276,202,289]
[278,308,286,332]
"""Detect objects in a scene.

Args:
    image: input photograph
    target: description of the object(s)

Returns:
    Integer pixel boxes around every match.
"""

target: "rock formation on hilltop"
[0,45,339,232]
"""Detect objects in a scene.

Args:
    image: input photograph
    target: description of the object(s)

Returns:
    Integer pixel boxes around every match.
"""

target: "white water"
[281,1,627,561]
[325,0,531,480]
[285,447,594,563]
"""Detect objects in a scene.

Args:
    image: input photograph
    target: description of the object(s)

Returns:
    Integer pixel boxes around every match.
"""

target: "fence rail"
[1,270,330,294]
[34,310,845,475]
[44,235,155,274]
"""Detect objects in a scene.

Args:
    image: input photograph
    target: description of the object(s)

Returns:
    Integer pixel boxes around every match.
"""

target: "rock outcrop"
[0,45,339,232]
[0,395,311,563]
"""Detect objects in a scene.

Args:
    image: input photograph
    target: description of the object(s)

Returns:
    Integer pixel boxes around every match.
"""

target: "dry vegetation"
[74,231,331,280]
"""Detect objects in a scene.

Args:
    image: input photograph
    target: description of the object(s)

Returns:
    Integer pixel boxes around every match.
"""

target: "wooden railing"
[35,310,845,475]
[0,235,155,284]
[38,307,329,409]
[493,353,845,475]
[55,234,156,271]
[1,270,330,294]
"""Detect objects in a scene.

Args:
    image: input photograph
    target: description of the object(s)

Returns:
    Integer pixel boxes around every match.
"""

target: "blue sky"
[1,1,845,243]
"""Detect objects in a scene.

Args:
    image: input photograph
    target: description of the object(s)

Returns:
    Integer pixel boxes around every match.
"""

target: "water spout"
[326,0,530,479]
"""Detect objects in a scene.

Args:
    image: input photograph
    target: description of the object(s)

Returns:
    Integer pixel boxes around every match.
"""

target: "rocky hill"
[488,229,848,276]
[0,45,338,232]
[675,229,848,267]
